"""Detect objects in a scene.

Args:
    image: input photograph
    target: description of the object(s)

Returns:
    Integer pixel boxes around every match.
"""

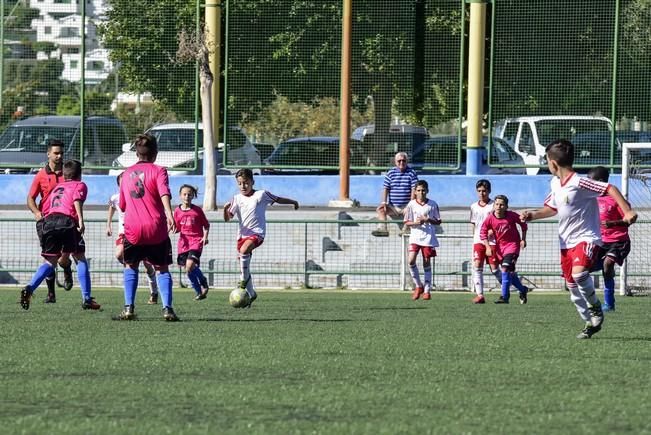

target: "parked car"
[352,123,429,142]
[410,136,526,174]
[262,136,366,175]
[0,116,128,174]
[494,115,613,174]
[109,124,261,176]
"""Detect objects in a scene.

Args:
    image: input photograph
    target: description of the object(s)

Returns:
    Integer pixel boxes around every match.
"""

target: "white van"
[493,115,614,175]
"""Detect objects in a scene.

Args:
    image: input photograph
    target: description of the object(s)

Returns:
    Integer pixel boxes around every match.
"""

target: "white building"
[31,0,112,84]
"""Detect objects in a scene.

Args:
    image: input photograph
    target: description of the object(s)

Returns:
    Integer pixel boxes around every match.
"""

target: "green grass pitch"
[2,288,651,434]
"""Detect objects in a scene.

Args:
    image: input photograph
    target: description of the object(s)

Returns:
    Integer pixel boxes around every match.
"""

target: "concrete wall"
[1,173,622,208]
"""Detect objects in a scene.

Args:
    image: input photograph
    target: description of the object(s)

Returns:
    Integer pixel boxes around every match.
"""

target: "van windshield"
[0,126,76,153]
[536,119,611,147]
[149,128,203,152]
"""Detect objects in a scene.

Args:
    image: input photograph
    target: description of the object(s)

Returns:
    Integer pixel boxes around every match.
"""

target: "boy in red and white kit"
[403,180,441,300]
[223,169,299,307]
[20,160,100,311]
[588,166,631,312]
[469,179,502,304]
[174,184,210,301]
[481,195,528,304]
[521,140,637,339]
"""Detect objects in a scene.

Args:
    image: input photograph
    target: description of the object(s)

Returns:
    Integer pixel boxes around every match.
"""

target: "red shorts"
[237,235,264,252]
[560,242,601,284]
[472,243,498,267]
[408,244,436,260]
[115,233,125,247]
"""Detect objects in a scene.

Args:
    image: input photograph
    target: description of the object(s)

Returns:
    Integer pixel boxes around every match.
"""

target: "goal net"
[621,142,651,295]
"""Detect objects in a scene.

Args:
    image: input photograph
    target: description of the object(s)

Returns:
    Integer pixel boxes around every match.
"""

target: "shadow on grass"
[198,317,365,323]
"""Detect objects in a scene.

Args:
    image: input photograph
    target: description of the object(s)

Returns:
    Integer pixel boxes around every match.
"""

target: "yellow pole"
[466,1,486,175]
[206,0,221,140]
[339,0,352,201]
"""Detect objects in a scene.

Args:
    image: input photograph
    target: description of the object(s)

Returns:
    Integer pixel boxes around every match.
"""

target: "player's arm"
[520,206,556,222]
[378,187,389,210]
[161,194,176,233]
[74,200,85,234]
[606,185,638,225]
[428,205,442,225]
[479,220,493,256]
[26,178,42,221]
[275,196,299,210]
[223,202,232,222]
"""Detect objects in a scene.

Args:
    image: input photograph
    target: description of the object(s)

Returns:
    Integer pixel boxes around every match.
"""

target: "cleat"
[20,286,32,310]
[602,303,614,312]
[147,293,158,305]
[519,291,528,305]
[63,267,74,291]
[577,322,602,339]
[44,293,56,304]
[162,306,180,321]
[412,287,424,300]
[114,305,136,320]
[82,298,101,310]
[494,296,509,304]
[422,292,431,300]
[472,295,486,304]
[371,229,390,237]
[242,292,257,309]
[194,293,207,301]
[588,302,604,328]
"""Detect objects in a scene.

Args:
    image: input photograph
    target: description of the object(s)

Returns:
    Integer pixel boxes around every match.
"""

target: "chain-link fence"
[0,1,649,174]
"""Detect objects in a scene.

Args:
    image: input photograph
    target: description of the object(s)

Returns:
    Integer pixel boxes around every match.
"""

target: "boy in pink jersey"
[174,184,210,301]
[481,195,528,304]
[469,179,502,304]
[403,180,441,300]
[115,133,178,321]
[223,168,299,307]
[588,166,631,312]
[106,173,159,304]
[20,160,100,311]
[521,140,637,339]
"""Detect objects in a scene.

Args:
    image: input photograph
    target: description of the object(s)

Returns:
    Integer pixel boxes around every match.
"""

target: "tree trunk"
[199,47,217,210]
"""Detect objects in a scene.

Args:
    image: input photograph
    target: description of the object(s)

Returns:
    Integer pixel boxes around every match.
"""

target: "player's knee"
[571,270,590,284]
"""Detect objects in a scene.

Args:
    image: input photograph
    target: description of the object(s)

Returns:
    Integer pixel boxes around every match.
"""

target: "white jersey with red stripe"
[403,198,441,247]
[544,172,609,249]
[470,199,495,244]
[226,189,278,239]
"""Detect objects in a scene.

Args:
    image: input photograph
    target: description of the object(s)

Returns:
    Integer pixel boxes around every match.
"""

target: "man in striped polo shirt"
[372,152,418,237]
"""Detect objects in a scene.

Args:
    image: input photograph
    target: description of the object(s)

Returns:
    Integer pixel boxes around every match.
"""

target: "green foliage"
[4,5,39,29]
[2,290,651,434]
[31,41,58,54]
[241,93,372,144]
[56,95,78,115]
[98,0,197,121]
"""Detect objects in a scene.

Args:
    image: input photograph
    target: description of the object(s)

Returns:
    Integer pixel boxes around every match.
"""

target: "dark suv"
[0,116,128,173]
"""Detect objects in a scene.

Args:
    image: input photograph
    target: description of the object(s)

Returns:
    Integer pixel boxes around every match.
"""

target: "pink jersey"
[174,204,210,254]
[226,190,278,239]
[119,161,171,245]
[45,180,87,222]
[544,172,608,249]
[597,195,629,243]
[480,210,527,256]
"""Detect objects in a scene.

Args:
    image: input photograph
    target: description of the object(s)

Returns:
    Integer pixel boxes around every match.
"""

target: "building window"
[87,61,104,71]
[54,0,73,4]
[60,27,80,38]
[70,60,78,69]
[44,27,51,35]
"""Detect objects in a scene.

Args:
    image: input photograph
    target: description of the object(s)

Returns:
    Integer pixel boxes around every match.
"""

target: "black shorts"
[601,240,631,266]
[40,214,85,257]
[177,249,202,266]
[123,237,173,267]
[500,253,519,271]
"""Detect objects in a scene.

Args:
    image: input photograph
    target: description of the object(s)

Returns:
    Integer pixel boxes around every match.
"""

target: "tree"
[98,0,197,120]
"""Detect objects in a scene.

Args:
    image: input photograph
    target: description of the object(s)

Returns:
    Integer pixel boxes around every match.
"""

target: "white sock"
[145,263,158,293]
[568,283,591,322]
[572,271,599,306]
[240,254,251,283]
[473,267,484,295]
[409,264,422,287]
[423,265,432,291]
[492,269,502,284]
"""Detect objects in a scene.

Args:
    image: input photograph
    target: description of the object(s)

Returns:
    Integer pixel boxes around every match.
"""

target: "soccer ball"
[229,288,250,308]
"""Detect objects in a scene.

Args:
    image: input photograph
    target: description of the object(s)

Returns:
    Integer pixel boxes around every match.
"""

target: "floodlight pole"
[466,0,487,175]
[206,0,221,142]
[330,0,357,207]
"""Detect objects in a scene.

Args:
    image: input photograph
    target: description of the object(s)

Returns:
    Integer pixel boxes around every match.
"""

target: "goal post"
[620,142,651,296]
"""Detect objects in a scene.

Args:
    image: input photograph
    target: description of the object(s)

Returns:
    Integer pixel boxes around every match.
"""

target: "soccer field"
[3,289,651,434]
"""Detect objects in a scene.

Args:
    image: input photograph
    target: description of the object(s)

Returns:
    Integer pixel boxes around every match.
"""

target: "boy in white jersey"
[521,139,637,339]
[403,180,441,300]
[223,168,299,307]
[469,179,502,304]
[106,173,159,304]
